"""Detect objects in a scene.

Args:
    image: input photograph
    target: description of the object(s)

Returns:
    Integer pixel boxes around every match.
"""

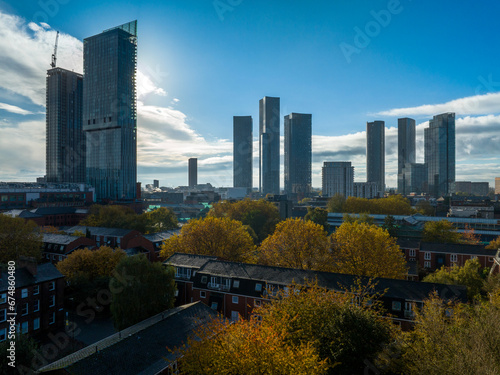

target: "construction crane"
[50,31,59,68]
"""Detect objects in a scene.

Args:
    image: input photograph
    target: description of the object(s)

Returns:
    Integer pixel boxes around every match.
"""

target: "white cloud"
[0,102,34,115]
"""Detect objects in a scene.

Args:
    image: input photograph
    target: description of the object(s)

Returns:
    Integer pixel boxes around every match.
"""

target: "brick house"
[0,259,65,342]
[42,233,97,264]
[164,253,467,329]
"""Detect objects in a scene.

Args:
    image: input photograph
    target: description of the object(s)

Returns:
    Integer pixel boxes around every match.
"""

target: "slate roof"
[143,229,181,243]
[32,207,79,215]
[421,242,496,255]
[64,226,134,237]
[195,260,467,303]
[397,238,421,249]
[165,253,218,268]
[43,233,80,245]
[38,302,218,375]
[0,263,63,292]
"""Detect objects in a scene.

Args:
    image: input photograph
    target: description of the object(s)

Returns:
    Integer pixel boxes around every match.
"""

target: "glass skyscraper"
[259,96,280,195]
[189,158,198,187]
[397,117,416,195]
[83,21,137,201]
[366,121,385,197]
[233,116,253,190]
[46,68,84,183]
[284,113,311,197]
[424,113,455,197]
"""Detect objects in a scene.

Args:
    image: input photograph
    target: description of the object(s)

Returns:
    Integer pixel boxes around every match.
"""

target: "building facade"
[424,113,455,197]
[399,163,428,195]
[188,158,198,187]
[366,121,385,197]
[46,68,85,184]
[83,21,138,201]
[233,116,253,190]
[353,181,379,199]
[284,113,312,197]
[259,96,280,195]
[397,118,416,195]
[322,162,354,198]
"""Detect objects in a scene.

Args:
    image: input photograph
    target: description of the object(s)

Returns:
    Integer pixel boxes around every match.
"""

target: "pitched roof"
[0,263,63,292]
[43,233,80,245]
[164,253,218,268]
[38,302,218,375]
[421,242,496,255]
[64,226,134,237]
[143,229,181,243]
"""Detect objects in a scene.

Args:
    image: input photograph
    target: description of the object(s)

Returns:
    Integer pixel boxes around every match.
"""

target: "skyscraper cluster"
[46,21,138,201]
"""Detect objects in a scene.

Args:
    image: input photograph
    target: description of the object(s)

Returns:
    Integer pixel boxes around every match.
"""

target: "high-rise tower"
[397,117,416,195]
[233,116,253,190]
[188,158,198,187]
[366,121,385,197]
[259,96,280,195]
[83,21,138,200]
[284,113,311,197]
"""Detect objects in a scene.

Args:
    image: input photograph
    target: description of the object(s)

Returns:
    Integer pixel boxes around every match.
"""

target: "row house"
[2,207,89,227]
[0,259,65,342]
[398,239,498,275]
[42,233,97,264]
[165,253,467,330]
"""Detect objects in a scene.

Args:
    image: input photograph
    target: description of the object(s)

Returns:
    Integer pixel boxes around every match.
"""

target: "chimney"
[18,256,38,277]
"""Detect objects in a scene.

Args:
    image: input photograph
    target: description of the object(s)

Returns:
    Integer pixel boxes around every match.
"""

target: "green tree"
[160,216,256,262]
[382,215,398,237]
[80,205,146,232]
[326,193,346,213]
[330,222,408,279]
[110,255,176,330]
[416,200,435,216]
[257,218,332,271]
[423,258,485,300]
[208,199,280,242]
[0,334,39,374]
[304,207,329,230]
[421,220,461,244]
[144,207,178,232]
[0,215,42,264]
[343,213,375,225]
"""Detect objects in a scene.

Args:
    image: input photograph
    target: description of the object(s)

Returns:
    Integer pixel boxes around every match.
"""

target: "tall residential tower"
[397,117,416,195]
[83,21,138,200]
[188,158,198,187]
[259,96,280,195]
[233,116,253,190]
[366,121,385,197]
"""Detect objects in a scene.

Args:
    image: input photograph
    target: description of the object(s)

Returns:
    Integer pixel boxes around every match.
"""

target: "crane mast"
[51,31,59,68]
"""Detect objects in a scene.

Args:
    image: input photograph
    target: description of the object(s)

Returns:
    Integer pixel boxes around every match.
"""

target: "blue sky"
[1,0,500,188]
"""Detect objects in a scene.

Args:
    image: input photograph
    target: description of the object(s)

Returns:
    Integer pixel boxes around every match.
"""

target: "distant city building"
[284,113,312,197]
[188,158,198,187]
[353,182,379,199]
[451,181,489,196]
[153,180,159,189]
[46,68,85,183]
[322,162,354,198]
[496,178,500,195]
[259,96,280,195]
[83,21,138,201]
[397,118,416,195]
[398,163,428,196]
[471,182,490,196]
[424,113,455,197]
[233,116,253,190]
[366,121,385,197]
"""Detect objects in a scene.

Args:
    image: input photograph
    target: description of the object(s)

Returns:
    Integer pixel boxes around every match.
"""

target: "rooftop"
[0,263,63,292]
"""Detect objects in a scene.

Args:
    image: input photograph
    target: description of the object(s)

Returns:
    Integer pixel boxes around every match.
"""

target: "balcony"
[404,310,415,319]
[208,282,230,291]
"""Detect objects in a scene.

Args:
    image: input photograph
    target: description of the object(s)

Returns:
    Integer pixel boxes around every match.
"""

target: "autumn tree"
[304,207,329,230]
[326,193,346,213]
[421,220,461,244]
[160,217,255,262]
[461,223,481,245]
[423,258,485,300]
[343,212,375,225]
[80,204,145,231]
[342,195,414,215]
[143,207,178,232]
[110,255,176,330]
[330,222,407,279]
[486,236,500,250]
[257,218,332,271]
[416,200,435,216]
[0,215,42,264]
[208,199,280,242]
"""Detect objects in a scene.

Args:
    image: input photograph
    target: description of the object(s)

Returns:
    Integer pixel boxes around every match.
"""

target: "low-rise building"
[42,234,97,263]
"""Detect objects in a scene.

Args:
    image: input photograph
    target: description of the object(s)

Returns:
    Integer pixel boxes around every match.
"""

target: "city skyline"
[1,2,500,188]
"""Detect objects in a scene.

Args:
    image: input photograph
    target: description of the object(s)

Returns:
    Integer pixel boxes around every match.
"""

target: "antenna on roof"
[50,31,59,68]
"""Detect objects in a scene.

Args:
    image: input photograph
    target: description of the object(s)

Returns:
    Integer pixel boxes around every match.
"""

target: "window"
[409,249,416,257]
[255,283,262,292]
[33,300,40,312]
[0,328,6,342]
[211,302,218,310]
[201,276,208,284]
[255,300,261,307]
[33,286,39,295]
[233,280,240,288]
[0,293,6,304]
[450,254,458,263]
[49,312,55,325]
[392,301,402,311]
[200,291,206,298]
[21,321,28,334]
[231,311,239,321]
[471,255,477,260]
[232,296,239,304]
[49,281,55,291]
[58,255,63,261]
[174,290,179,297]
[49,295,55,307]
[0,309,5,322]
[424,252,431,260]
[33,318,40,331]
[22,303,28,316]
[424,261,431,268]
[21,289,28,298]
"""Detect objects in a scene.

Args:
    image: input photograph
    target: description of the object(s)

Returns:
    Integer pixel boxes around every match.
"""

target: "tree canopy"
[160,216,256,262]
[110,255,176,330]
[486,236,500,250]
[208,199,280,242]
[326,193,346,213]
[0,215,42,264]
[330,222,408,279]
[342,195,414,215]
[304,207,329,231]
[421,220,462,244]
[257,218,332,271]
